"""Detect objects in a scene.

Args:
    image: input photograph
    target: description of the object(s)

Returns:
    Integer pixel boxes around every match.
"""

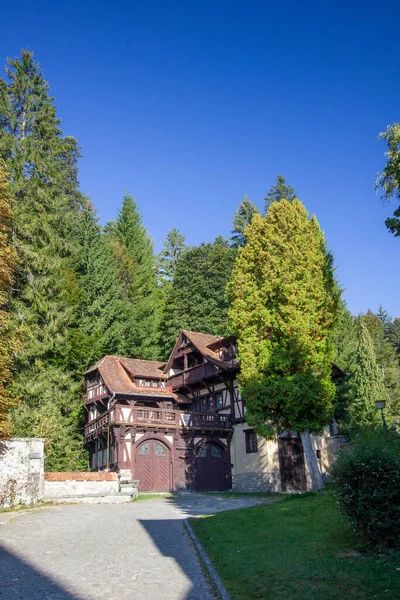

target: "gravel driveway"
[0,494,277,600]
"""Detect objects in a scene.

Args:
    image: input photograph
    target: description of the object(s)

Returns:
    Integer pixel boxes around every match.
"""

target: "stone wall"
[232,472,282,493]
[0,438,45,507]
[43,472,139,503]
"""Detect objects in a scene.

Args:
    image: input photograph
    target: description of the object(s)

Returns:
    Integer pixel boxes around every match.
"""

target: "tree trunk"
[300,429,324,491]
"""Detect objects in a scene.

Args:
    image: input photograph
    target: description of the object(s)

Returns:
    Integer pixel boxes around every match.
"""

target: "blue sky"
[1,0,399,317]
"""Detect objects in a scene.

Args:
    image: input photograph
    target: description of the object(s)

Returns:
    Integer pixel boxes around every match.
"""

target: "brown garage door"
[195,442,232,492]
[135,440,171,492]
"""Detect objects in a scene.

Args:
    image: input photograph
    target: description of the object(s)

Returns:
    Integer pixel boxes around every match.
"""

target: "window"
[215,392,223,409]
[138,442,150,455]
[196,445,207,457]
[245,430,258,454]
[211,444,223,457]
[155,443,166,456]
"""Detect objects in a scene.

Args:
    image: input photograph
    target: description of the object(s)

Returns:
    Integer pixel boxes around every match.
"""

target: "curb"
[184,518,231,600]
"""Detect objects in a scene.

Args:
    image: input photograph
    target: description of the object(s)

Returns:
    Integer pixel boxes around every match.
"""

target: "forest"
[1,50,399,470]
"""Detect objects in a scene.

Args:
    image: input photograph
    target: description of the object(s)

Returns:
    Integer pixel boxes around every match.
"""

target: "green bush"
[331,428,400,549]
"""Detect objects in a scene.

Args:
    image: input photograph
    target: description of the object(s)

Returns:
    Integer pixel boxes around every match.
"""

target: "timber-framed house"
[84,330,345,493]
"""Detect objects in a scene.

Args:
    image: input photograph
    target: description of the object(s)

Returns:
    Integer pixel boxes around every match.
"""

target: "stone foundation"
[43,472,139,502]
[0,438,45,507]
[232,471,282,493]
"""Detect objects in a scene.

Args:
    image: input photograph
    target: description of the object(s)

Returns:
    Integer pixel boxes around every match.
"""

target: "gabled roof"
[85,355,176,398]
[163,330,238,373]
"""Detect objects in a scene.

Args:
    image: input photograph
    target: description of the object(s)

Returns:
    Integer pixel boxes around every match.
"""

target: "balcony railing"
[85,407,232,439]
[168,362,217,389]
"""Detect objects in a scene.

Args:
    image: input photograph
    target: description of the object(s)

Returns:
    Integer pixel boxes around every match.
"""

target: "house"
[84,330,344,493]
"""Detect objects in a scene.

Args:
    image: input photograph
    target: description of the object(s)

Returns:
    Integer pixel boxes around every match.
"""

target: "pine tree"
[160,236,236,357]
[107,193,160,359]
[0,50,87,469]
[157,228,186,285]
[377,305,392,332]
[364,310,400,419]
[348,317,388,427]
[227,200,339,488]
[264,174,296,213]
[387,318,400,353]
[231,195,260,247]
[0,160,19,439]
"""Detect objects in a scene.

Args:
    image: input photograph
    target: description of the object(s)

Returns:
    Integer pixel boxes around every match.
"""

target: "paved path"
[0,494,276,600]
[0,494,277,600]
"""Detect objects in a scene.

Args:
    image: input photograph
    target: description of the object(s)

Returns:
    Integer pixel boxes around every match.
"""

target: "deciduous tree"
[376,123,400,236]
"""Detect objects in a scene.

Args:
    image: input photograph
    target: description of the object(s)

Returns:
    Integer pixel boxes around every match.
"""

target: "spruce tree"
[157,228,186,285]
[387,318,400,353]
[0,161,19,439]
[376,123,400,236]
[264,174,296,213]
[348,317,388,427]
[332,300,357,424]
[231,195,260,247]
[228,200,339,488]
[0,50,87,469]
[160,236,236,357]
[107,193,160,359]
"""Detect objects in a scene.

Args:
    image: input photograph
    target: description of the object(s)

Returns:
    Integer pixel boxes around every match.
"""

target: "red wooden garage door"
[135,440,171,492]
[195,442,232,492]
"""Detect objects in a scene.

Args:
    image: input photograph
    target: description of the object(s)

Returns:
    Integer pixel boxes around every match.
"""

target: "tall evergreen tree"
[71,201,128,366]
[264,174,296,213]
[160,236,236,358]
[332,299,357,424]
[231,194,260,247]
[348,317,388,427]
[377,305,392,332]
[227,200,339,489]
[0,50,87,469]
[0,160,19,439]
[364,310,400,419]
[107,194,160,359]
[157,228,186,285]
[387,318,400,353]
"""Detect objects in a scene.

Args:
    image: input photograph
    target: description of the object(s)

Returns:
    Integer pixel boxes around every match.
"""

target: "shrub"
[331,427,400,549]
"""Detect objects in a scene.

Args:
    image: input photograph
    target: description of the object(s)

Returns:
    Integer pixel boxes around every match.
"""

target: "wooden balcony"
[168,362,218,389]
[85,407,232,440]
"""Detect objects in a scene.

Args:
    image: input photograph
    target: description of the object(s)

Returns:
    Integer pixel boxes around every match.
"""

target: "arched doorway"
[135,439,171,492]
[195,442,231,492]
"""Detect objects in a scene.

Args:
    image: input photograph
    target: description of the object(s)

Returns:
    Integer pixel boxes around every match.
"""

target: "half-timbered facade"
[84,330,344,493]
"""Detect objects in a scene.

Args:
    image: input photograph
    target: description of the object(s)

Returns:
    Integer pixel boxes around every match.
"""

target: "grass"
[135,493,177,501]
[190,492,400,600]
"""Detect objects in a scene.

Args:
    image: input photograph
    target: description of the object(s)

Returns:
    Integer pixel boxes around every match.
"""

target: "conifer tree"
[107,194,160,359]
[387,318,400,353]
[332,300,357,424]
[231,195,260,247]
[157,228,186,285]
[364,310,400,419]
[228,200,339,489]
[160,236,236,357]
[264,174,296,213]
[0,161,19,439]
[348,317,388,427]
[376,123,400,236]
[0,50,87,469]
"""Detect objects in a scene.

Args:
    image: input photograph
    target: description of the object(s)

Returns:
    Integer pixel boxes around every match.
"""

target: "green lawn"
[190,492,400,600]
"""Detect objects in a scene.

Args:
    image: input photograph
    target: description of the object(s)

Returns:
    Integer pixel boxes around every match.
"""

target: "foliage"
[0,50,87,469]
[387,317,400,353]
[376,123,400,236]
[106,194,161,359]
[159,236,236,358]
[0,160,19,439]
[332,427,400,549]
[191,492,400,600]
[348,317,389,428]
[230,194,260,247]
[264,174,296,212]
[228,200,339,436]
[364,310,400,420]
[332,300,357,425]
[156,228,186,285]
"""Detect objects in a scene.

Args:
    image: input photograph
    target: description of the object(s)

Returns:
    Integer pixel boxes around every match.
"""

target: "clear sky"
[1,0,399,317]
